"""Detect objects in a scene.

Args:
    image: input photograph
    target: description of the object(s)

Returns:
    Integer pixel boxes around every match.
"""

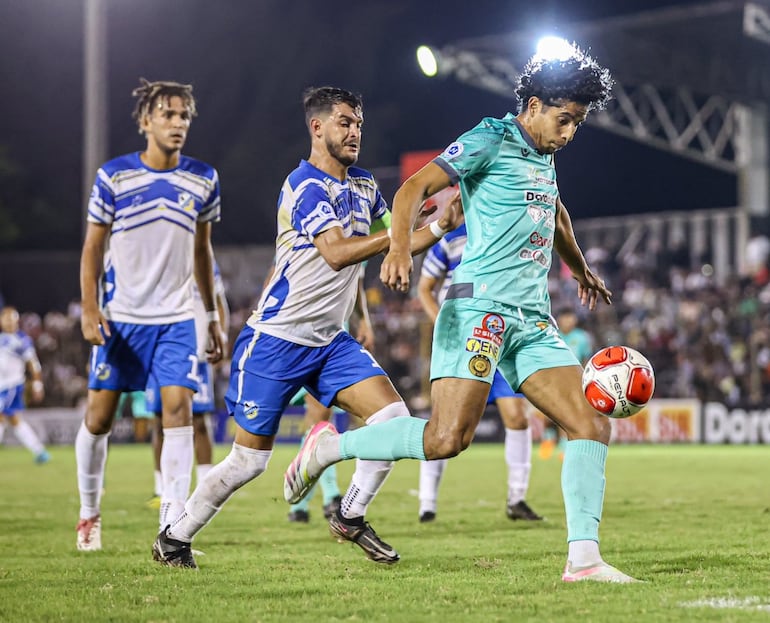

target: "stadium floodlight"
[534,36,575,61]
[416,45,439,77]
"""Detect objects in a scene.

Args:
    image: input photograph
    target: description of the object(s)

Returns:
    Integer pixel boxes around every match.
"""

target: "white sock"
[14,420,45,455]
[568,540,602,568]
[338,402,407,519]
[196,463,213,484]
[505,427,532,505]
[0,420,6,444]
[168,444,271,542]
[75,421,109,519]
[418,459,447,515]
[153,470,163,497]
[159,426,194,529]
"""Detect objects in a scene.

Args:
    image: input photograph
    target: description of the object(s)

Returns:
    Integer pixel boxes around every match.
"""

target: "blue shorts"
[225,327,386,436]
[145,360,215,415]
[431,298,579,390]
[88,320,198,393]
[0,384,25,415]
[488,370,523,404]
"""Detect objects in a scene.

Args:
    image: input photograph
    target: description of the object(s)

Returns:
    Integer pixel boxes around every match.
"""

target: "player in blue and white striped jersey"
[417,223,542,522]
[76,79,224,553]
[0,306,49,464]
[154,86,462,569]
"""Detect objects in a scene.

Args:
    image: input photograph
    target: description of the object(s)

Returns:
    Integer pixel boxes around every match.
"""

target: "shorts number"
[360,348,382,369]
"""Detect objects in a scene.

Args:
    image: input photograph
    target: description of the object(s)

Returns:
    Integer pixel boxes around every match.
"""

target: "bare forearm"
[80,243,103,310]
[554,200,588,274]
[194,237,216,311]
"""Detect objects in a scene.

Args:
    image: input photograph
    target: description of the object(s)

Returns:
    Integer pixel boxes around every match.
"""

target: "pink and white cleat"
[283,421,338,504]
[562,561,639,583]
[76,515,102,551]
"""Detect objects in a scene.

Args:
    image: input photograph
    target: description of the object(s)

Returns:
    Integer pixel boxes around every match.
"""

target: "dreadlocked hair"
[131,78,197,133]
[515,45,614,113]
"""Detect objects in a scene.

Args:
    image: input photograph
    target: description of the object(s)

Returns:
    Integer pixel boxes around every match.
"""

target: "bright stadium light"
[416,45,439,77]
[534,36,575,61]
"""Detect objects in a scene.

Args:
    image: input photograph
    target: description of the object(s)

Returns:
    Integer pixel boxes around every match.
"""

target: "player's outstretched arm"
[381,163,458,292]
[553,197,612,310]
[80,222,111,345]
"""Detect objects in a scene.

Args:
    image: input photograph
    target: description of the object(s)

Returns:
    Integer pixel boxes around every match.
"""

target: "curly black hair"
[515,46,614,113]
[302,86,363,127]
[131,78,197,134]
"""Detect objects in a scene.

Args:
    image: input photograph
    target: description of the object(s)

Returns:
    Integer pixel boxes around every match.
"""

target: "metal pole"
[82,0,108,236]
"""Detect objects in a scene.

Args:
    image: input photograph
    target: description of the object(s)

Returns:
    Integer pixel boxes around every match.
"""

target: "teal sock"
[561,439,607,542]
[319,463,340,505]
[339,417,426,461]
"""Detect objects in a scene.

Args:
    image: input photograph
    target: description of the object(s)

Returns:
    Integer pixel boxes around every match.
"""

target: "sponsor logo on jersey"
[464,337,500,361]
[482,313,505,334]
[473,327,503,346]
[468,354,492,378]
[519,248,550,268]
[524,190,556,206]
[526,205,555,229]
[178,192,194,211]
[527,166,555,185]
[441,142,464,160]
[95,363,111,381]
[243,401,259,420]
[529,231,552,247]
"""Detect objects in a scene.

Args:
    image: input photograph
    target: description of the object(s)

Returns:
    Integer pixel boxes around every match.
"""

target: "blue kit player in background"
[77,79,224,551]
[152,86,462,568]
[0,306,50,464]
[286,48,639,583]
[146,257,230,518]
[416,224,542,522]
[540,307,595,461]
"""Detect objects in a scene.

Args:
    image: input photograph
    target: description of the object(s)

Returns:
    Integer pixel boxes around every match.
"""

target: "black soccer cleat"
[322,495,342,521]
[506,500,544,521]
[328,510,400,564]
[419,511,437,523]
[152,526,198,569]
[287,509,310,523]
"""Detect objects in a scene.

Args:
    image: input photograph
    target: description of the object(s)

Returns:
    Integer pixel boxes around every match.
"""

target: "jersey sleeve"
[291,180,341,240]
[420,239,449,280]
[370,208,391,234]
[433,121,505,185]
[86,168,115,225]
[199,169,222,223]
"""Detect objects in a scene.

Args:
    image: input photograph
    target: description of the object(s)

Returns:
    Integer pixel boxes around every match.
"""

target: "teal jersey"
[560,327,593,366]
[434,113,558,315]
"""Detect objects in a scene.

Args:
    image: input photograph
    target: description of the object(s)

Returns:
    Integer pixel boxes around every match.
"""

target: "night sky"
[0,0,737,251]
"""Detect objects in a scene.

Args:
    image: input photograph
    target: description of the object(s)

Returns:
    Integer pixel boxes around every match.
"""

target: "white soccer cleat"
[283,421,337,504]
[562,561,639,583]
[76,516,102,551]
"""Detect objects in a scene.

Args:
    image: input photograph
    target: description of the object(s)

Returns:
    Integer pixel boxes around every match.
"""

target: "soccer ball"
[581,346,655,419]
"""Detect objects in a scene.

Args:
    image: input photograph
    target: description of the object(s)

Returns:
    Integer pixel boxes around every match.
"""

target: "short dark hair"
[131,78,197,133]
[302,86,363,127]
[516,46,614,113]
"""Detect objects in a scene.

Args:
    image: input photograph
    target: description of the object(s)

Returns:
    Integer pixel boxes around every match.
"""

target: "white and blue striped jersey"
[421,223,468,305]
[0,331,36,392]
[250,160,387,346]
[88,152,221,325]
[192,260,226,359]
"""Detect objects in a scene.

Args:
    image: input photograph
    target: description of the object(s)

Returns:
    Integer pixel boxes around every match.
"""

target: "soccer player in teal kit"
[286,47,637,583]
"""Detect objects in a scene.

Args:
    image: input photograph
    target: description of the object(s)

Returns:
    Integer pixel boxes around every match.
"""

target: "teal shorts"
[430,297,579,391]
[116,390,154,419]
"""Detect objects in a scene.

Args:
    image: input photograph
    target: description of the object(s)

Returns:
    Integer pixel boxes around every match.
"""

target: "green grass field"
[1,443,769,623]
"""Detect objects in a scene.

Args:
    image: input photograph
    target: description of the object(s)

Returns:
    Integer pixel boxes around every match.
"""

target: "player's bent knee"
[424,426,470,459]
[566,412,611,443]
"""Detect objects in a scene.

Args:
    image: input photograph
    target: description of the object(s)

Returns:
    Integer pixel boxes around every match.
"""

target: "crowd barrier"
[5,400,769,447]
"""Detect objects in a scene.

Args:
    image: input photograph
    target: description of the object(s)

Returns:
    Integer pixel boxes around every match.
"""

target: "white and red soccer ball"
[582,346,655,419]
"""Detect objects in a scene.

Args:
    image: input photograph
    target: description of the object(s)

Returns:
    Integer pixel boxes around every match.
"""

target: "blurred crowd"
[10,233,770,411]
